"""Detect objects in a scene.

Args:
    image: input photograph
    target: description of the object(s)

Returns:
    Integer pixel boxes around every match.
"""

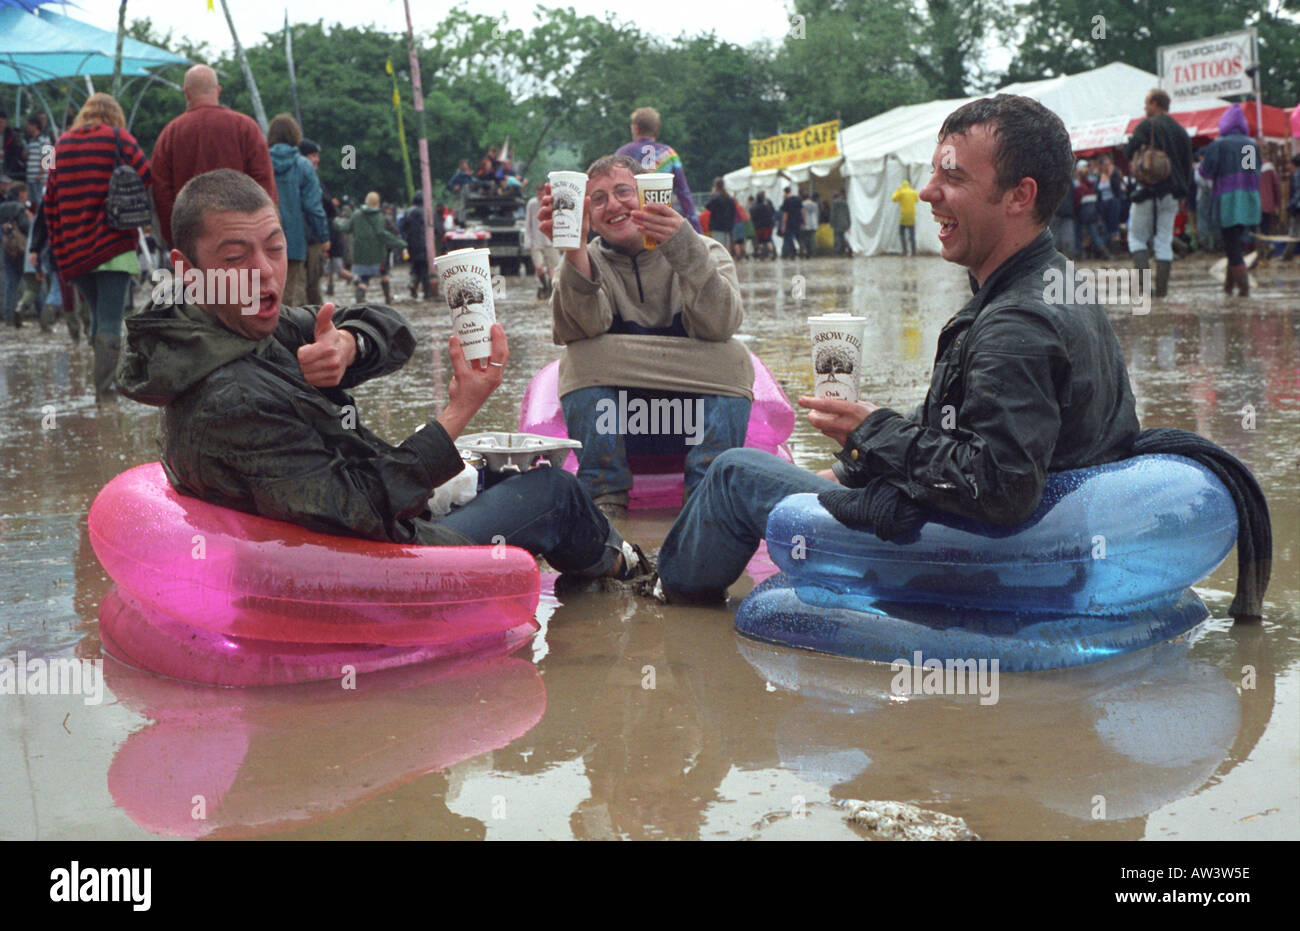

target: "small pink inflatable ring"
[88,463,541,646]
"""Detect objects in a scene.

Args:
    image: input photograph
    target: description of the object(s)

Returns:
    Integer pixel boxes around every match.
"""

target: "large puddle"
[1,253,1296,839]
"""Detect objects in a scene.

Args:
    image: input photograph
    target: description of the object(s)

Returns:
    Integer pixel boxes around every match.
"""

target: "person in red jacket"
[43,93,151,402]
[151,64,277,250]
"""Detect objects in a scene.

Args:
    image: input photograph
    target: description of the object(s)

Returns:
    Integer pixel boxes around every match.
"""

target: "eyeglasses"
[589,184,637,209]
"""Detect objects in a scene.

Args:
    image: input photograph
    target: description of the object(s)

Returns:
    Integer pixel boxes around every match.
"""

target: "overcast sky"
[72,0,798,54]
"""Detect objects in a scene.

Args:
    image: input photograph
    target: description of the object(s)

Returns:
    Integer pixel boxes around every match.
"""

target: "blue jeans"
[1127,194,1178,261]
[72,270,132,339]
[438,465,623,578]
[899,224,915,255]
[2,258,22,323]
[657,448,838,598]
[560,385,752,506]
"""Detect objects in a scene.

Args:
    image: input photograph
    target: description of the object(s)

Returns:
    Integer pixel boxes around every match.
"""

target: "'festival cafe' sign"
[749,120,841,172]
[1158,29,1256,104]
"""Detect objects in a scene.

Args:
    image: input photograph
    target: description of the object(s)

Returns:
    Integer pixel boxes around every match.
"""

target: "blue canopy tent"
[1,3,189,128]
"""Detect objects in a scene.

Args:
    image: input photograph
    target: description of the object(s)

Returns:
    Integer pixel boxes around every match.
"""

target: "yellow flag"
[385,57,393,75]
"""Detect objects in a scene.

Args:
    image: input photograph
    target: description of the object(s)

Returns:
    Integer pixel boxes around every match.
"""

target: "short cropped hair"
[586,153,641,180]
[1146,88,1171,111]
[171,169,275,262]
[937,93,1073,225]
[266,113,302,147]
[630,107,660,137]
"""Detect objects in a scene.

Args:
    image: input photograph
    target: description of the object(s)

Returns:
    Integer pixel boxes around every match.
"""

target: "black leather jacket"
[834,230,1139,526]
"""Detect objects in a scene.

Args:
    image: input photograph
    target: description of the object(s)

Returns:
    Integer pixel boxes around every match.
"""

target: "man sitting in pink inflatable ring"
[538,154,755,520]
[116,168,649,583]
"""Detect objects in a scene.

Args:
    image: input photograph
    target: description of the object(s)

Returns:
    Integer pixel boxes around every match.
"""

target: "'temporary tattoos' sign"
[1158,29,1256,103]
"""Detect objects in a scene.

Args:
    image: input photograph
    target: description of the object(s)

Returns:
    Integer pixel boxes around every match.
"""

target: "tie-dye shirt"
[614,137,702,232]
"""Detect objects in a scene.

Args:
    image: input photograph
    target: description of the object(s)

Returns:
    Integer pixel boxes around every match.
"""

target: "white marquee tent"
[724,62,1222,256]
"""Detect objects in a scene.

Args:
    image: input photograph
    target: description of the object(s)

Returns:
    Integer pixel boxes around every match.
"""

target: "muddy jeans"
[1127,194,1178,261]
[657,447,838,599]
[438,464,623,577]
[305,243,325,305]
[561,385,751,506]
[284,259,307,307]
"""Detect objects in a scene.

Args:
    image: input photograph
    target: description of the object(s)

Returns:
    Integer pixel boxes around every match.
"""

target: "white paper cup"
[808,313,868,401]
[548,170,588,250]
[634,172,675,250]
[435,247,496,361]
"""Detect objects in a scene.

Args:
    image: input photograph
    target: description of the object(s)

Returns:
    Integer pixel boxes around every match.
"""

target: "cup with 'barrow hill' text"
[547,170,588,250]
[434,248,496,361]
[808,313,868,402]
[634,172,675,250]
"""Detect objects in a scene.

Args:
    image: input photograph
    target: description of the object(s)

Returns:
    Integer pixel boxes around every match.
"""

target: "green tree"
[772,0,932,132]
[1004,0,1300,107]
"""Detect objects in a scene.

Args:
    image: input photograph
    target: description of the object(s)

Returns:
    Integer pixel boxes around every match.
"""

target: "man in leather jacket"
[654,94,1140,602]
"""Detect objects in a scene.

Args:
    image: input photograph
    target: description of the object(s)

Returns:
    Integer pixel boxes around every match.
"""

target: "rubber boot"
[92,333,120,403]
[381,279,393,305]
[1233,264,1250,297]
[354,284,366,305]
[1130,249,1149,272]
[1224,263,1234,294]
[1154,260,1170,298]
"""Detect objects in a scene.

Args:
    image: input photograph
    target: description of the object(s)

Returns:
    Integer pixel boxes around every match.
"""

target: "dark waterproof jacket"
[1124,111,1193,201]
[117,300,468,545]
[835,230,1139,526]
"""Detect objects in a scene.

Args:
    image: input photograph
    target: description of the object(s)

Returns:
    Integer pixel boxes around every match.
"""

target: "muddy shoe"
[597,501,628,521]
[612,541,652,581]
[631,572,726,606]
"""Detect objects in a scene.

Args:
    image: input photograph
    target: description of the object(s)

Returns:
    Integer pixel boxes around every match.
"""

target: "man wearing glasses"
[538,154,754,519]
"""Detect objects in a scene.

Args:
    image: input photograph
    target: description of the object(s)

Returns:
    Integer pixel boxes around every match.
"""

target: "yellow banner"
[749,119,840,172]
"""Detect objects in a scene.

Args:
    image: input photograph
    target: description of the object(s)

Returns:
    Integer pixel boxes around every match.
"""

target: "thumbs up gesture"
[297,303,358,387]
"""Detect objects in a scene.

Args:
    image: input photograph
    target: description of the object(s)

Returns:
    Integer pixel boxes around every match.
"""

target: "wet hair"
[171,169,275,263]
[713,177,726,191]
[266,113,302,147]
[71,93,126,130]
[1146,89,1171,111]
[937,93,1073,225]
[630,107,660,137]
[586,154,641,180]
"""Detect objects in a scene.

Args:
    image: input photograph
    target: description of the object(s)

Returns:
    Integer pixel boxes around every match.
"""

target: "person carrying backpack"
[1123,88,1193,298]
[42,94,150,400]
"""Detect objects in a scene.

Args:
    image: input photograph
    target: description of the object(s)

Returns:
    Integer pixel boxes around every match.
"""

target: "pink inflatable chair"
[518,353,796,509]
[89,463,542,685]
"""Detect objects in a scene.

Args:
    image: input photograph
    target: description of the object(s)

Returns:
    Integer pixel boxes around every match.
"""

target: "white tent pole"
[1252,29,1263,139]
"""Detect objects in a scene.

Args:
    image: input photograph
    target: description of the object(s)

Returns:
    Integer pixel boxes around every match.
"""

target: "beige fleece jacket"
[551,223,754,399]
